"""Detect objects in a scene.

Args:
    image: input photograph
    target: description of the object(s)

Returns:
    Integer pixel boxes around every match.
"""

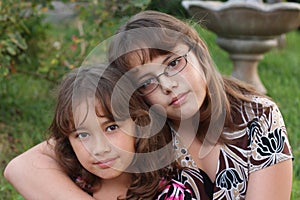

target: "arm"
[4,140,95,200]
[245,99,293,199]
[245,159,293,200]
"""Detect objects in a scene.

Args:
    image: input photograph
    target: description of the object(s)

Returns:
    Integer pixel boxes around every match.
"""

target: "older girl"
[107,10,293,200]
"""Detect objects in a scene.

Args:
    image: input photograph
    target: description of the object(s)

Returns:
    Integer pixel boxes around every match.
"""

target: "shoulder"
[239,95,285,129]
[245,95,277,113]
[245,95,286,135]
[223,95,293,171]
[224,95,284,140]
[244,96,293,173]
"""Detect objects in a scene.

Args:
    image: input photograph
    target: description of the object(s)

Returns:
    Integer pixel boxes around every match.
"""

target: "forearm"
[4,141,95,200]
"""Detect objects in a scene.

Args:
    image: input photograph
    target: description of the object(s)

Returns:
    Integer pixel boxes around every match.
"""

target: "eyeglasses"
[136,48,192,96]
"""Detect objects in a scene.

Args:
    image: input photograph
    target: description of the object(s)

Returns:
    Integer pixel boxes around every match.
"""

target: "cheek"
[119,137,135,153]
[109,128,135,154]
[143,93,163,106]
[188,54,207,81]
[70,140,90,164]
[115,138,135,168]
[191,73,206,90]
[186,64,207,89]
[190,76,207,105]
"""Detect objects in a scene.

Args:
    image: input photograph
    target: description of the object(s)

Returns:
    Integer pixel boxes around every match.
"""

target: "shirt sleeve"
[248,98,293,173]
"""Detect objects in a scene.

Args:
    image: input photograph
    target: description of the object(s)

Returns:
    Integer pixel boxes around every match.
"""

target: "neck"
[170,113,198,133]
[101,172,131,187]
[170,117,199,146]
[93,173,132,199]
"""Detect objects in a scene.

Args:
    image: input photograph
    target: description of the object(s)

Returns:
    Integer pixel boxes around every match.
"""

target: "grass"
[259,31,300,199]
[0,74,55,199]
[0,26,299,199]
[200,29,300,199]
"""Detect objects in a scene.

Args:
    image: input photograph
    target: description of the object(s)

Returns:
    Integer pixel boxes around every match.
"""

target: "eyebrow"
[74,126,87,133]
[74,115,113,131]
[161,49,183,65]
[131,49,184,80]
[97,114,116,124]
[161,54,173,65]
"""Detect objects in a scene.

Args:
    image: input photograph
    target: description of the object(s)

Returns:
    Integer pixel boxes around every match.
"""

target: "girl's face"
[130,44,207,126]
[69,100,135,180]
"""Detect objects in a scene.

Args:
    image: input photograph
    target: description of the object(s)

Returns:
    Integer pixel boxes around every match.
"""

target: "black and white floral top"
[160,96,293,200]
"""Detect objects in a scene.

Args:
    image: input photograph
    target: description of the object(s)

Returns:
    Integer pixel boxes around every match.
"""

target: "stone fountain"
[182,0,300,94]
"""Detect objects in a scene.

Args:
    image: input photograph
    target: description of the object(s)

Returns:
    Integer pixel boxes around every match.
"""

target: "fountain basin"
[182,0,300,93]
[182,1,300,38]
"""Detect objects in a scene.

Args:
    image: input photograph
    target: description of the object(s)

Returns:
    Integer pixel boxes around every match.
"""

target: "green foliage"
[0,0,152,126]
[0,0,49,77]
[0,0,151,82]
[0,73,54,200]
[147,0,188,18]
[35,0,151,83]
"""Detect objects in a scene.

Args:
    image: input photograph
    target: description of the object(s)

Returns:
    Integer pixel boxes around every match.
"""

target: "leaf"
[0,15,8,22]
[19,21,30,34]
[132,0,151,8]
[0,66,9,77]
[8,16,16,23]
[8,32,28,50]
[6,46,16,55]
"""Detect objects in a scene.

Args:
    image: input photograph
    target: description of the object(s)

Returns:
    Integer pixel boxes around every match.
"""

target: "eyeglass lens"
[138,52,188,96]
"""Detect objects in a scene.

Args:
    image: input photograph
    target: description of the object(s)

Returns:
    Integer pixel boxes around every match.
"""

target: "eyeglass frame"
[136,47,193,96]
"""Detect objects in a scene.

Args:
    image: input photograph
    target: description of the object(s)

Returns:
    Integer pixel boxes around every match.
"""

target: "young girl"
[47,65,176,199]
[4,11,293,200]
[5,64,210,199]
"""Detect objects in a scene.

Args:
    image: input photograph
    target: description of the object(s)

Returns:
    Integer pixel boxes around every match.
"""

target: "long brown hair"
[108,10,265,144]
[48,64,175,199]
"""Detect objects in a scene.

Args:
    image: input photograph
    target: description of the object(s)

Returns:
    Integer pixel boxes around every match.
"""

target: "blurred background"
[1,0,299,199]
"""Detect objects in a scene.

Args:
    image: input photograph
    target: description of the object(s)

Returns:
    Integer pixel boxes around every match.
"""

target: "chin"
[181,107,200,119]
[100,170,122,180]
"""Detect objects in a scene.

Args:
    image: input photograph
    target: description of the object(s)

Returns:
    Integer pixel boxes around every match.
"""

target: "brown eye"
[168,57,181,69]
[166,56,186,75]
[106,124,119,132]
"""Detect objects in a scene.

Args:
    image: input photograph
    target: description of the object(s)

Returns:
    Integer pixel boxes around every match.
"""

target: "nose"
[157,74,178,94]
[88,132,111,156]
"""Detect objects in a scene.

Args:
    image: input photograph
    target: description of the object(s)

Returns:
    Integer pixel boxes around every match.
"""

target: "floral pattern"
[157,179,194,200]
[171,96,293,200]
[156,168,211,200]
[216,168,243,190]
[257,128,285,157]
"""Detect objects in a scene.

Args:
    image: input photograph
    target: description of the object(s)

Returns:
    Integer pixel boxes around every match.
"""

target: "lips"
[94,157,117,169]
[170,92,188,106]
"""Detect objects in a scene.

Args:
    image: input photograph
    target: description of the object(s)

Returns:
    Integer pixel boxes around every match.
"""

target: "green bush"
[147,0,188,18]
[0,0,49,77]
[0,0,152,82]
[34,0,152,83]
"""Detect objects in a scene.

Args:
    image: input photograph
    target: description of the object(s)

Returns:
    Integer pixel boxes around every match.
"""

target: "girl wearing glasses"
[107,11,293,200]
[4,11,293,200]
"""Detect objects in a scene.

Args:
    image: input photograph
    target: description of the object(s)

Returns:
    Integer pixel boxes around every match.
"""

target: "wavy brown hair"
[108,10,266,144]
[48,64,176,199]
